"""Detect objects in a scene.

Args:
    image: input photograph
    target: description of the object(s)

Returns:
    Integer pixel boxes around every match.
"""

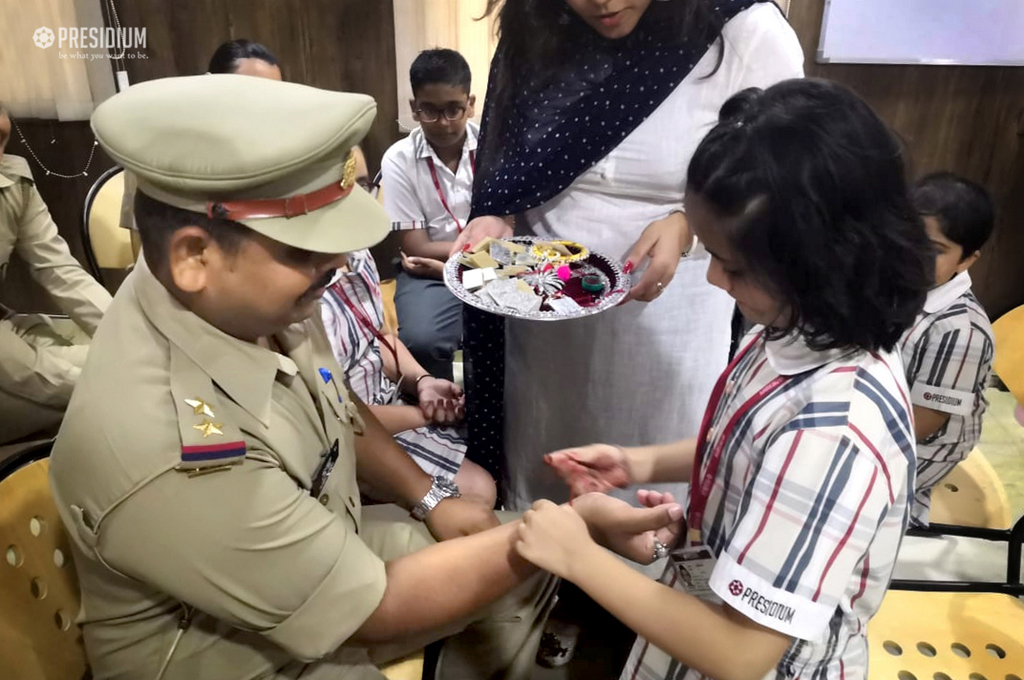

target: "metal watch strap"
[411,476,460,521]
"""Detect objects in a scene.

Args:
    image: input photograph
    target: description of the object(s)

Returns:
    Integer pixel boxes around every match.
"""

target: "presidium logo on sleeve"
[176,397,246,477]
[729,581,798,625]
[922,391,963,407]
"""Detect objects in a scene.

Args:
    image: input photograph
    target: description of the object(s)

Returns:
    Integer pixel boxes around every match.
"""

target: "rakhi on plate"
[443,236,627,321]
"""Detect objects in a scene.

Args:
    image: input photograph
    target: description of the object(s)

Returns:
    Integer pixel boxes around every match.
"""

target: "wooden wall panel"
[790,0,1024,320]
[3,0,402,312]
[111,0,401,176]
[1,122,115,313]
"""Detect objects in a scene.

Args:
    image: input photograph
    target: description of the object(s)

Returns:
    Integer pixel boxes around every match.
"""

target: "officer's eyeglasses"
[415,103,468,123]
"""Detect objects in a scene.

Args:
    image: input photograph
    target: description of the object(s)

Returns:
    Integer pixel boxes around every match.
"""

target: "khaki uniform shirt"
[0,154,112,407]
[49,258,390,679]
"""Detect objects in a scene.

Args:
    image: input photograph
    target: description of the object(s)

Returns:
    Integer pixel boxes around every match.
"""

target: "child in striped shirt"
[514,80,933,680]
[321,249,497,508]
[900,172,996,526]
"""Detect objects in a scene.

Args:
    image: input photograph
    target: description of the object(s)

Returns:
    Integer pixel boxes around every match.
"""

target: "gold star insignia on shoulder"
[185,398,215,418]
[193,419,224,438]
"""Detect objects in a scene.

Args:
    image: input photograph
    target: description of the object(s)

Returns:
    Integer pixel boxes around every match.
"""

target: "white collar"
[763,329,855,376]
[413,121,479,162]
[924,271,972,314]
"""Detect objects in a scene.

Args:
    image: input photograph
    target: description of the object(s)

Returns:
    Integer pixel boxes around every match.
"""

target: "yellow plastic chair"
[929,448,1013,529]
[870,446,1024,680]
[871,511,1024,680]
[993,304,1024,408]
[80,166,134,291]
[380,278,400,336]
[0,442,87,680]
[0,442,424,680]
[381,654,426,680]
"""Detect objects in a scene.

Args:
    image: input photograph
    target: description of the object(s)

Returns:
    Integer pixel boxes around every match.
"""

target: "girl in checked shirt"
[515,80,934,680]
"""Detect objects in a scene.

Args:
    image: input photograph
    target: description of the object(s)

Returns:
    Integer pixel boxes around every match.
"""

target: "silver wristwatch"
[411,476,461,521]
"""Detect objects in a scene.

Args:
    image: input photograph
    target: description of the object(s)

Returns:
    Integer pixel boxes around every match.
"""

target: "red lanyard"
[425,150,475,233]
[687,332,791,545]
[330,275,400,379]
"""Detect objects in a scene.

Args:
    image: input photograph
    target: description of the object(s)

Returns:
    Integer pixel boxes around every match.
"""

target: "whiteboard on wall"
[818,0,1024,66]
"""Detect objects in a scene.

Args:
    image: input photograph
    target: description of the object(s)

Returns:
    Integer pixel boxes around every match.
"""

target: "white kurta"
[504,4,805,509]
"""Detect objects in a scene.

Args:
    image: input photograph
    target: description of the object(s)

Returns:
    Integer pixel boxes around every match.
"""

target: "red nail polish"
[623,261,635,274]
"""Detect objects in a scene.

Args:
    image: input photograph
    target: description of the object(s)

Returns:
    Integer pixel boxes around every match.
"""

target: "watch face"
[435,477,460,496]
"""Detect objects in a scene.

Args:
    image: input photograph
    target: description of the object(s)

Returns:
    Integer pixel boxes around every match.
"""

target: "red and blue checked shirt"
[320,250,468,480]
[899,272,994,526]
[622,329,916,680]
[320,250,393,406]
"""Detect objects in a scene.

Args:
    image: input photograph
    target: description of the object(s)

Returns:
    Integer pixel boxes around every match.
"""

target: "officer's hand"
[425,497,501,540]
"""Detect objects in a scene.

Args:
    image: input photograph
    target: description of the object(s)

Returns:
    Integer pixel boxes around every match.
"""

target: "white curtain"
[0,0,116,121]
[392,0,499,132]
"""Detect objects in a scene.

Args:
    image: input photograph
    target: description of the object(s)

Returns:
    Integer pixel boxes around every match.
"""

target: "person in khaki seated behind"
[0,102,112,445]
[49,75,679,680]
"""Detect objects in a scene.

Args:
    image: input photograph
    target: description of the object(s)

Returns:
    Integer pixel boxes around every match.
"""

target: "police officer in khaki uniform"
[0,103,113,445]
[46,74,552,680]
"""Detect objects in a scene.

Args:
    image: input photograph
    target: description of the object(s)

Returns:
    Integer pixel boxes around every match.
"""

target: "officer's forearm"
[350,520,537,644]
[352,397,432,509]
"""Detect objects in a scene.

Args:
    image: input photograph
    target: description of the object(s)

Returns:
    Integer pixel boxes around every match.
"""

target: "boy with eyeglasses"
[381,48,477,382]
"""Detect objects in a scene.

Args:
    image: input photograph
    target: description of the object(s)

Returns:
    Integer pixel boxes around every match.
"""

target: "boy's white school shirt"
[380,122,479,242]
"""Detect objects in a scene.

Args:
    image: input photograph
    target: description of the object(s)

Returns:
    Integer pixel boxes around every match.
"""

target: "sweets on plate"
[456,238,617,316]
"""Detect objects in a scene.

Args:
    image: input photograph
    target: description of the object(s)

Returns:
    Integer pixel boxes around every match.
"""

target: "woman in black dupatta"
[455,0,803,509]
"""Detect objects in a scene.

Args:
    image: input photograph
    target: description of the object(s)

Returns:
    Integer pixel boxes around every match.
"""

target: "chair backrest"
[80,166,134,287]
[0,443,88,680]
[993,304,1024,408]
[929,448,1012,529]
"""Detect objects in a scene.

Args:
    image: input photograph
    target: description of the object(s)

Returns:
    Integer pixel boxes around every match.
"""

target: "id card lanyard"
[425,150,475,233]
[330,274,399,377]
[686,333,791,546]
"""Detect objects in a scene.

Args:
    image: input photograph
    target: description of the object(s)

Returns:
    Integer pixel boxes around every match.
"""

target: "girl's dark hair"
[482,0,726,138]
[912,171,995,258]
[207,39,280,75]
[687,79,933,353]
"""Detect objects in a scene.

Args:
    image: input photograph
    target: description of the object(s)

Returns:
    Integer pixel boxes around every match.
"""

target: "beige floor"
[978,388,1024,524]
